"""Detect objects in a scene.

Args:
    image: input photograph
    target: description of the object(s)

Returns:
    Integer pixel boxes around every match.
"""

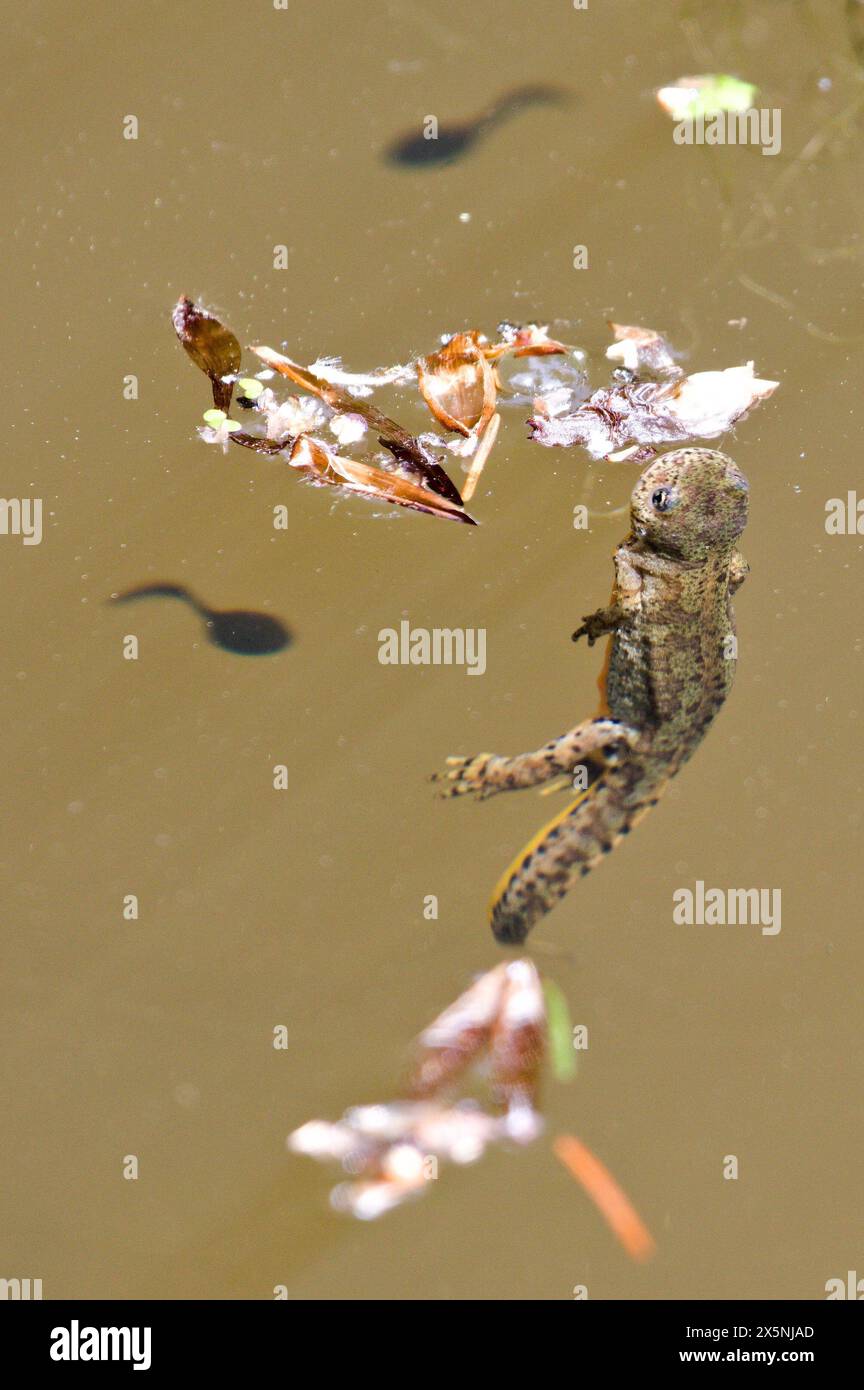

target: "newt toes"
[434,447,750,944]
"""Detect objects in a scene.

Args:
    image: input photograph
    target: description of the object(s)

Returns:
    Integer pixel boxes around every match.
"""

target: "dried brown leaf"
[229,434,291,456]
[287,436,477,525]
[172,296,242,412]
[252,345,464,506]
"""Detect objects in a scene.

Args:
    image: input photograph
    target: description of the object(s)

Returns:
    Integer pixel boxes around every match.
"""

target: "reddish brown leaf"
[287,436,477,525]
[172,296,241,412]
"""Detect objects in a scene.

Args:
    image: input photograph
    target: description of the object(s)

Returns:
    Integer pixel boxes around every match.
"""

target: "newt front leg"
[572,602,630,646]
[573,547,642,645]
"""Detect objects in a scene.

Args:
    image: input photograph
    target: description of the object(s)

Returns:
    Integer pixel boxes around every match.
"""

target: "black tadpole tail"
[482,83,572,128]
[109,584,292,656]
[112,582,205,612]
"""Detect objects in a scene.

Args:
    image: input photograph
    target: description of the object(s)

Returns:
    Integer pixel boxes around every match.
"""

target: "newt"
[434,447,750,944]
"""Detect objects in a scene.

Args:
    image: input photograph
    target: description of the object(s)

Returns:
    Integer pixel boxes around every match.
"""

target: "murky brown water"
[2,0,863,1300]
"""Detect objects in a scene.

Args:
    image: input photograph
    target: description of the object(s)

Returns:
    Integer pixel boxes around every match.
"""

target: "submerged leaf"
[487,959,547,1112]
[409,963,509,1099]
[172,296,241,412]
[553,1135,656,1263]
[542,978,577,1083]
[291,1100,524,1219]
[289,959,546,1219]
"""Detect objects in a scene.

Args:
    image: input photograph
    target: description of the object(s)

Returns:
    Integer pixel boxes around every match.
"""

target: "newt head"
[630,447,749,561]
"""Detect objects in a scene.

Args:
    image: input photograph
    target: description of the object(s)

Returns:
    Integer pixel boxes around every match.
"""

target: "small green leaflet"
[543,977,577,1083]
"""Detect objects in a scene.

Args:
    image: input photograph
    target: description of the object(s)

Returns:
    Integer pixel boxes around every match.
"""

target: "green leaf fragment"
[202,409,242,432]
[657,74,759,121]
[543,978,578,1083]
[238,378,264,399]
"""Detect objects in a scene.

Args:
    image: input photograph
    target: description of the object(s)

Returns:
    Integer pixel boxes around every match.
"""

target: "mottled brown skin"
[434,448,750,944]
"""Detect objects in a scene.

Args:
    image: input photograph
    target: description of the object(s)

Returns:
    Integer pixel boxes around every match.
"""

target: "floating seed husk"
[417,330,497,437]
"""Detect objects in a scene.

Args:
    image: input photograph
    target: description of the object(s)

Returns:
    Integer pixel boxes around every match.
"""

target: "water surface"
[2,0,862,1299]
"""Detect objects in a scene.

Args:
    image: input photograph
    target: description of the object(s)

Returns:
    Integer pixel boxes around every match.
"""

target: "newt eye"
[651,487,677,513]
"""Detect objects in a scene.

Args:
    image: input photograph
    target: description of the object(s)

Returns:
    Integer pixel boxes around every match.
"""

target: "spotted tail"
[489,768,664,944]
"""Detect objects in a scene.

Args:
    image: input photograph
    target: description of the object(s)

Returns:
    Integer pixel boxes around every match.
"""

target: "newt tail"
[489,768,665,944]
[434,448,750,945]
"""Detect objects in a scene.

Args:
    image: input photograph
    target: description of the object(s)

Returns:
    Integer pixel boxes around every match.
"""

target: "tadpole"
[385,84,571,167]
[110,584,292,656]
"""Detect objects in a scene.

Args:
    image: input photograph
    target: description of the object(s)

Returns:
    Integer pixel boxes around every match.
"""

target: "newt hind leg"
[433,717,639,801]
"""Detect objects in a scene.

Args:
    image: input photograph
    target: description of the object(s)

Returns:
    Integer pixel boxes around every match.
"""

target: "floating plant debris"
[461,410,500,502]
[415,325,571,494]
[286,434,475,525]
[289,961,545,1219]
[489,322,570,359]
[656,74,758,121]
[408,959,545,1108]
[172,296,241,413]
[531,322,778,461]
[250,344,466,508]
[417,330,497,437]
[171,297,477,524]
[542,978,577,1084]
[172,300,774,511]
[605,322,680,377]
[288,957,654,1255]
[109,584,291,656]
[250,344,465,506]
[385,84,570,167]
[553,1135,656,1263]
